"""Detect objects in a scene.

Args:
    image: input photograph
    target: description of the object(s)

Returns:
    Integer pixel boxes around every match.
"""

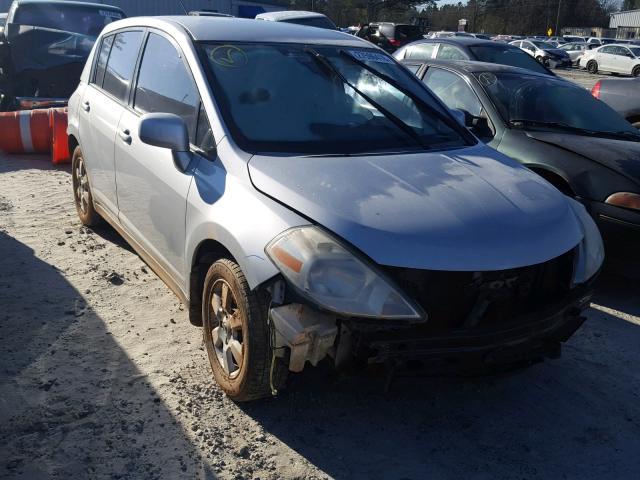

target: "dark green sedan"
[404,59,640,265]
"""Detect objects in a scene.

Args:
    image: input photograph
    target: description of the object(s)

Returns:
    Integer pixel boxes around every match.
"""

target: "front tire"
[202,259,287,401]
[71,146,102,226]
[587,60,598,74]
[632,65,640,77]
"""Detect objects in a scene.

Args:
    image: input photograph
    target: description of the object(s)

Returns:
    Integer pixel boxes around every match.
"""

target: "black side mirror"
[139,113,192,171]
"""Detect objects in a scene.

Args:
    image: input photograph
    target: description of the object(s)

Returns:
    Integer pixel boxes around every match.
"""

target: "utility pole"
[545,0,550,34]
[555,0,562,36]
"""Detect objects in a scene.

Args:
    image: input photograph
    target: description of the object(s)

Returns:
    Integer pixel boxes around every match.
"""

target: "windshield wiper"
[303,48,428,150]
[510,119,640,141]
[337,50,471,138]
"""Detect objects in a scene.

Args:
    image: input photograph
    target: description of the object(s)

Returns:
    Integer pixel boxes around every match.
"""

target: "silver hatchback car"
[68,17,603,401]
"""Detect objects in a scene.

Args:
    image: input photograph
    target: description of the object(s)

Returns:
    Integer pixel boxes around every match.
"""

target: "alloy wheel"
[74,155,90,216]
[209,279,244,378]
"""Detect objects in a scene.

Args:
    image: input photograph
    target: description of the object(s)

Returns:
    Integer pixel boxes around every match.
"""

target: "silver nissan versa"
[67,16,604,401]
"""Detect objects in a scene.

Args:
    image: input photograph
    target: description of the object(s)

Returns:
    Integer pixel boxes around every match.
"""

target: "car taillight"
[389,39,401,47]
[591,81,601,99]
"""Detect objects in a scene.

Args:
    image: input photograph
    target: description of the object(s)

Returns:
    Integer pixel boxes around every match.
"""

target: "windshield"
[469,45,551,74]
[13,4,123,36]
[532,41,554,49]
[201,43,470,155]
[478,72,639,139]
[284,16,336,30]
[629,47,640,57]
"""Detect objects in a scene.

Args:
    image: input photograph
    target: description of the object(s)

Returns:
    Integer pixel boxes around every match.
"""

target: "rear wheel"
[71,146,102,226]
[202,259,287,401]
[587,60,598,74]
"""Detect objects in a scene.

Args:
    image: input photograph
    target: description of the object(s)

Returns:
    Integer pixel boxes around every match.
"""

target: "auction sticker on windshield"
[99,10,123,19]
[347,50,394,64]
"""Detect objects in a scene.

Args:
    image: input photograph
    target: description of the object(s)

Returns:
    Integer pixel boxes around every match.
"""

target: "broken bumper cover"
[349,286,593,369]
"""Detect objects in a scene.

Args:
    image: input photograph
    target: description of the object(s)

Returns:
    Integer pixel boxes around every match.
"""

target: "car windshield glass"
[478,72,640,139]
[200,43,470,155]
[468,45,550,74]
[284,16,336,29]
[629,47,640,57]
[532,41,553,48]
[13,3,123,36]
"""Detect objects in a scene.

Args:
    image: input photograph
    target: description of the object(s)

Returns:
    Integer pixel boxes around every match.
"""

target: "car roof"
[102,16,365,46]
[408,37,509,47]
[600,43,636,48]
[401,58,554,79]
[14,0,123,10]
[255,10,326,21]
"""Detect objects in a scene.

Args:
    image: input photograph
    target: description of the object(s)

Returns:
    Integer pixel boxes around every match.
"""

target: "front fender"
[185,152,307,295]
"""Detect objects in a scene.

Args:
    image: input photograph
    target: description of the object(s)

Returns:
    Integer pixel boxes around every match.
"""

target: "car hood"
[248,145,583,271]
[525,131,640,184]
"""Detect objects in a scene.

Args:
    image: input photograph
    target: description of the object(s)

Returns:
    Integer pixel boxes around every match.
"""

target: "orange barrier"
[49,107,70,164]
[0,109,51,154]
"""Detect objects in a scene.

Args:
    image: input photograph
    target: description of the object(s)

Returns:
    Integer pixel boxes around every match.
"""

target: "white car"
[559,42,588,65]
[580,44,640,76]
[255,10,336,29]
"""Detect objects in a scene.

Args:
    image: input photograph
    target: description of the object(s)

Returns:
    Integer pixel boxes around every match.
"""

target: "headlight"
[265,226,422,320]
[605,192,640,211]
[568,199,604,284]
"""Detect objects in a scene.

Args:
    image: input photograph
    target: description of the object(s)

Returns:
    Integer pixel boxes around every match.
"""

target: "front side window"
[92,34,114,86]
[134,33,200,143]
[102,30,144,102]
[200,43,471,155]
[423,68,483,117]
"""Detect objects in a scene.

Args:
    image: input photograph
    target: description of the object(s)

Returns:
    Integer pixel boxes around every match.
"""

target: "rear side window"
[404,43,436,60]
[134,33,200,143]
[102,30,144,102]
[92,34,114,86]
[436,44,467,60]
[600,46,615,54]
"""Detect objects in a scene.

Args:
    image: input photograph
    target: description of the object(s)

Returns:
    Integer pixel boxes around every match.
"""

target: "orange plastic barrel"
[0,109,51,154]
[49,107,70,164]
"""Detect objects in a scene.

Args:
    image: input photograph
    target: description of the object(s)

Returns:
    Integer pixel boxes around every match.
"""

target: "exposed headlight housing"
[568,199,604,285]
[265,226,423,320]
[605,192,640,211]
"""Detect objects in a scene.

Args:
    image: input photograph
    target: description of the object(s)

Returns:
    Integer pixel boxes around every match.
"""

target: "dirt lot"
[1,151,639,480]
[555,67,611,90]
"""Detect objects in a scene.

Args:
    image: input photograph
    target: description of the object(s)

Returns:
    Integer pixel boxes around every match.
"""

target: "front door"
[114,31,205,284]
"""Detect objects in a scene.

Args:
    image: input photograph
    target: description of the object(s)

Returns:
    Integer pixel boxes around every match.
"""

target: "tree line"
[289,0,620,35]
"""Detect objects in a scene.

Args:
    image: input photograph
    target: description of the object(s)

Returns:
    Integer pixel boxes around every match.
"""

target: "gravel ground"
[1,152,639,480]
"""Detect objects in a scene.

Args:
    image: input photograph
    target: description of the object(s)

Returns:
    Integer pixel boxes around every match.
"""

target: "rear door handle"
[82,101,90,112]
[118,129,131,145]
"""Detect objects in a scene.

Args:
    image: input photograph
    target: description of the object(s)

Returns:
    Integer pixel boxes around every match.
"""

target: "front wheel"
[587,60,598,74]
[202,259,287,401]
[71,146,102,226]
[632,65,640,77]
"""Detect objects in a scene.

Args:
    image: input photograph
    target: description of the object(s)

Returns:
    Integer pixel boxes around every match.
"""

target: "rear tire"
[71,146,102,227]
[202,259,287,402]
[587,60,598,74]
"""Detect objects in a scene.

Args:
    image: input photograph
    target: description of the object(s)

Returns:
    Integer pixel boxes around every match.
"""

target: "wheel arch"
[527,165,576,196]
[68,134,79,156]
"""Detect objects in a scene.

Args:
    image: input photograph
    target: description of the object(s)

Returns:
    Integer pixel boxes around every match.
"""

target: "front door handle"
[82,101,90,112]
[118,129,132,145]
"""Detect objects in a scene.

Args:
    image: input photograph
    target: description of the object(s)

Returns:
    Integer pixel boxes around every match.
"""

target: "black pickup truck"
[0,0,125,110]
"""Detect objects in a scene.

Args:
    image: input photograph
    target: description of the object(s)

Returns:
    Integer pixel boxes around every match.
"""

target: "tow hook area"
[270,304,337,372]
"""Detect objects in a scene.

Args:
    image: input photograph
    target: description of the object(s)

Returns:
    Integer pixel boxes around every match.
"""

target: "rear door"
[597,46,616,71]
[79,30,144,215]
[114,30,214,283]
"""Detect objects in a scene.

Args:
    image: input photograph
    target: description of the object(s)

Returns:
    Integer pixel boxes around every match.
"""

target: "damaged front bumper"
[270,284,593,374]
